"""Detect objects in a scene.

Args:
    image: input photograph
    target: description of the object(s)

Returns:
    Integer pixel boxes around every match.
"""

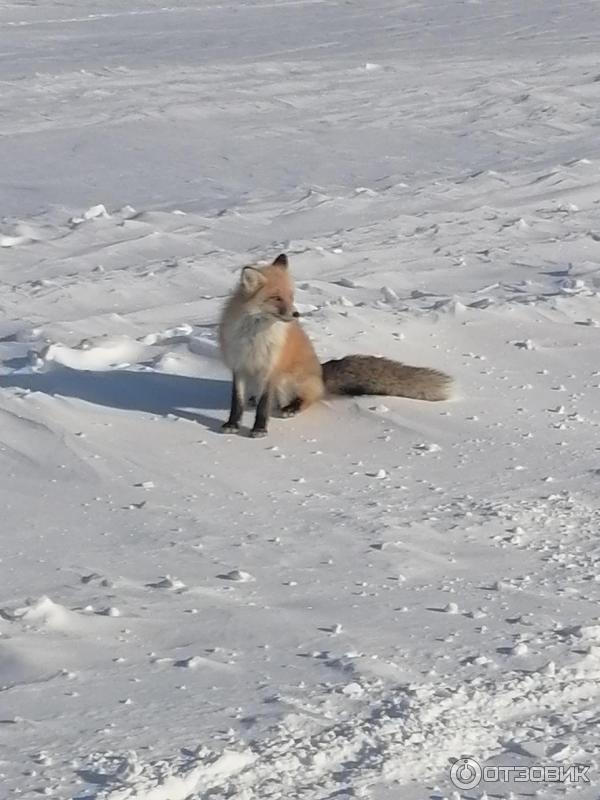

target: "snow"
[1,1,600,798]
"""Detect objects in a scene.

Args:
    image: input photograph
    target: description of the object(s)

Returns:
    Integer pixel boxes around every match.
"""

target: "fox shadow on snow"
[0,367,231,432]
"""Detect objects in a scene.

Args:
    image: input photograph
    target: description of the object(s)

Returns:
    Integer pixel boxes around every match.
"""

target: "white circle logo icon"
[450,757,483,790]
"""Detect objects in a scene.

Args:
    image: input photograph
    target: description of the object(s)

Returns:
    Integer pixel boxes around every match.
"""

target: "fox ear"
[272,253,288,268]
[241,266,266,293]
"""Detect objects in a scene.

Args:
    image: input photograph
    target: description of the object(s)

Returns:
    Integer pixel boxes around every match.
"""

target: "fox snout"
[277,305,300,322]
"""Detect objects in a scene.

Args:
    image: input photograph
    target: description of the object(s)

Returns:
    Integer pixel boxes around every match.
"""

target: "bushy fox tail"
[321,355,452,401]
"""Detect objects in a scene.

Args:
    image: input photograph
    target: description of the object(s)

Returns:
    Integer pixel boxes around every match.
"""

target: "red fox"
[219,254,452,437]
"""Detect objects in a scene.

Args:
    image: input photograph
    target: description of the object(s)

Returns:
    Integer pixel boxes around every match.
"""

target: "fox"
[219,253,452,437]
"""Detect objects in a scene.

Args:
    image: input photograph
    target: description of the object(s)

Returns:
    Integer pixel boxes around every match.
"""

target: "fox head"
[238,253,300,323]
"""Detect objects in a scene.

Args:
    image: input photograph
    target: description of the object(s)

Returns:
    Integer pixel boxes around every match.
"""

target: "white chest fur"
[221,314,287,393]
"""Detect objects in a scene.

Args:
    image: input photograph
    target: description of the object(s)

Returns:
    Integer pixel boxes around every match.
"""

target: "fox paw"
[250,427,268,438]
[281,398,302,418]
[221,422,240,434]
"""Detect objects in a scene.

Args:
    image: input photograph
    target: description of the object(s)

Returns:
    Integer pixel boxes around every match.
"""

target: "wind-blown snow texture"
[1,2,600,798]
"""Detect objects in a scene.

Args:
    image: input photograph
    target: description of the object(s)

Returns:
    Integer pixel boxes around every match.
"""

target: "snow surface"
[1,1,600,798]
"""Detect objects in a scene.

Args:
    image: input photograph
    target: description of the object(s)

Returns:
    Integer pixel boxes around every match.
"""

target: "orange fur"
[270,321,324,410]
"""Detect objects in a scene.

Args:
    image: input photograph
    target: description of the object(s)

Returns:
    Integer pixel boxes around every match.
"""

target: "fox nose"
[292,310,300,318]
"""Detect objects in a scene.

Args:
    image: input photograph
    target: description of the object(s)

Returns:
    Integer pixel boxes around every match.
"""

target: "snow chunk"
[40,336,147,371]
[414,442,442,453]
[217,569,254,583]
[367,468,387,479]
[380,286,399,303]
[509,642,529,656]
[70,204,111,225]
[513,339,535,350]
[148,575,186,591]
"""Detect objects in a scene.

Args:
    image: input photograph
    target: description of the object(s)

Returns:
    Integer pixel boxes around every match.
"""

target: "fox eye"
[272,295,283,303]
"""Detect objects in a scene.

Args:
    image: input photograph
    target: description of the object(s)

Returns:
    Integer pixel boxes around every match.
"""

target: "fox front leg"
[250,388,271,438]
[222,374,244,433]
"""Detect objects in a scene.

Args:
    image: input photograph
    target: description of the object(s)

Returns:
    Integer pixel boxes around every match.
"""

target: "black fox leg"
[281,397,302,417]
[222,375,244,432]
[251,389,271,437]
